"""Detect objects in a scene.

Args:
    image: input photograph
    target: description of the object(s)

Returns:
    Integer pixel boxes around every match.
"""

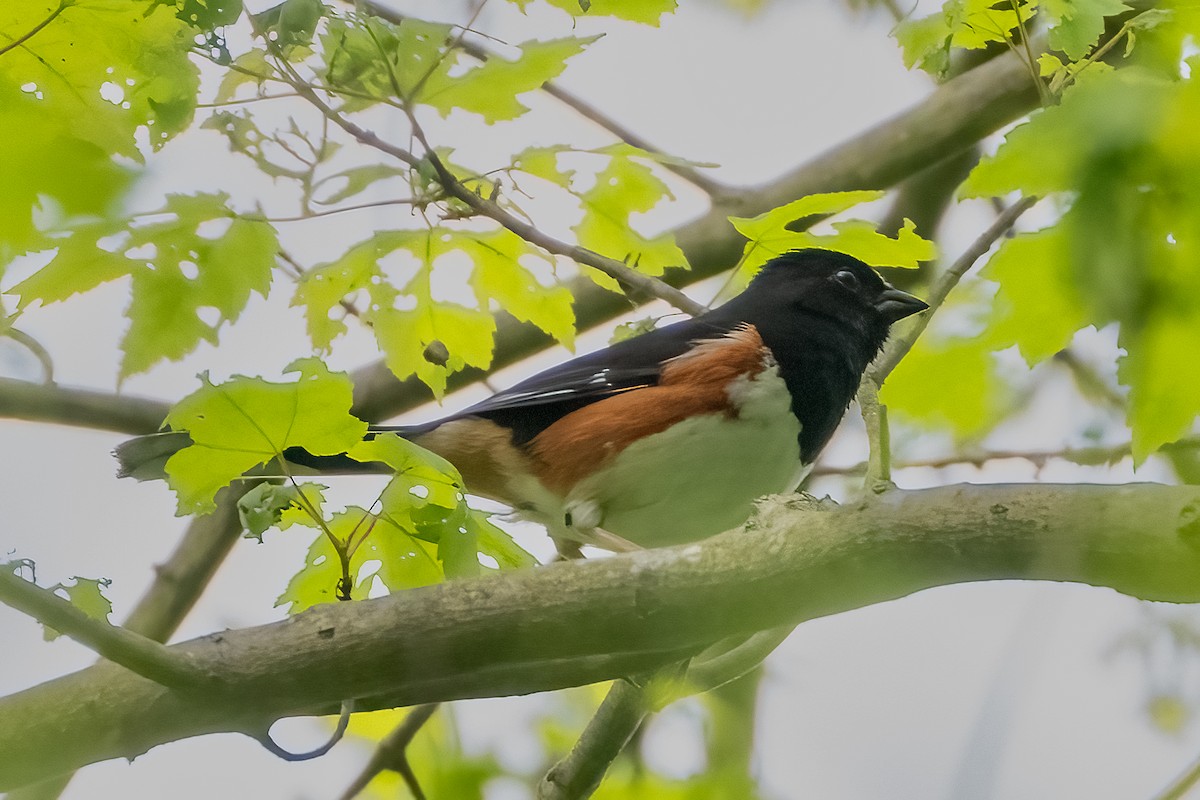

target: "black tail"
[114,424,432,482]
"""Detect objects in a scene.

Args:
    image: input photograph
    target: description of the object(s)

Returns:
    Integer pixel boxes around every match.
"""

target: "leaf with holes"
[574,152,686,278]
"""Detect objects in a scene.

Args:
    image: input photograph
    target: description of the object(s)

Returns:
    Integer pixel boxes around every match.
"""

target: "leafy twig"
[338,702,440,800]
[0,568,212,689]
[402,110,707,317]
[351,0,729,199]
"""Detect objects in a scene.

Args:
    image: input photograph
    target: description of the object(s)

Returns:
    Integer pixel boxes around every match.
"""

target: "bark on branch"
[6,481,1193,790]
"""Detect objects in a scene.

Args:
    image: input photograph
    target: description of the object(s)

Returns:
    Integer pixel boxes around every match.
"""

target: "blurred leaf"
[610,315,660,344]
[967,68,1200,459]
[1043,0,1130,60]
[164,359,368,514]
[251,0,323,49]
[883,335,1011,439]
[895,13,953,76]
[0,1,198,158]
[980,226,1090,364]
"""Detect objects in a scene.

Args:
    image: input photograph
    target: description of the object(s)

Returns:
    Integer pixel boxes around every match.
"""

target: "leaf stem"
[0,0,68,59]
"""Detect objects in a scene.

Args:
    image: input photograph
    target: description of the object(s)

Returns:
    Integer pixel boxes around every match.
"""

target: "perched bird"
[117,249,926,551]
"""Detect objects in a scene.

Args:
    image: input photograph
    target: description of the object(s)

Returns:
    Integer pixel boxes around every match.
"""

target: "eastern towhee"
[118,249,927,551]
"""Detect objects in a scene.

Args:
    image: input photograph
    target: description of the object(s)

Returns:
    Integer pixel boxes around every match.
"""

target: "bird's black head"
[731,249,928,358]
[710,249,928,460]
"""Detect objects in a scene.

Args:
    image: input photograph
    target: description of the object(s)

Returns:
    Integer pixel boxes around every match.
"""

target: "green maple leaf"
[574,151,687,278]
[291,235,402,350]
[12,193,278,378]
[729,191,935,288]
[421,35,601,123]
[1042,0,1131,60]
[373,303,497,399]
[164,359,368,515]
[0,1,199,160]
[462,230,576,348]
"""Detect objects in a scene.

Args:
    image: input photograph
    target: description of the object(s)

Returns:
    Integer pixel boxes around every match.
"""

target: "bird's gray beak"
[874,287,929,322]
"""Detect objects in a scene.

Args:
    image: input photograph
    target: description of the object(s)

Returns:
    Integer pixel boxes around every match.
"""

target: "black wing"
[421,314,736,445]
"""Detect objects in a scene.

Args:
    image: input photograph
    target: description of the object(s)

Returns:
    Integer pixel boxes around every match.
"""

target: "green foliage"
[963,68,1200,459]
[321,13,598,121]
[729,190,936,287]
[0,0,199,254]
[12,193,277,378]
[894,0,1129,77]
[295,227,574,396]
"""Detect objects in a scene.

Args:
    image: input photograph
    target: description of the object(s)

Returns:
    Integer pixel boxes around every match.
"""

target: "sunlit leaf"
[164,359,368,514]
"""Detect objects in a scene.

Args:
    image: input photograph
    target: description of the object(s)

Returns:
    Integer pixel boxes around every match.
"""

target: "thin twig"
[263,197,419,223]
[338,702,440,800]
[856,379,892,489]
[4,328,54,383]
[351,0,729,199]
[1152,751,1200,800]
[810,436,1200,478]
[404,111,707,317]
[870,195,1038,382]
[0,568,212,689]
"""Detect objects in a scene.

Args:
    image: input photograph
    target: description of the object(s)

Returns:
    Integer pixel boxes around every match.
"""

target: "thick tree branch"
[0,378,169,435]
[349,45,1042,421]
[3,482,1200,790]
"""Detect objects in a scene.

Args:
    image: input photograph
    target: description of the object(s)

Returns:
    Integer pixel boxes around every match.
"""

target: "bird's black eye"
[833,269,860,290]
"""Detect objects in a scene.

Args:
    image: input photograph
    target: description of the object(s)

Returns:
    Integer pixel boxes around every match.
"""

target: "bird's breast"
[560,364,805,547]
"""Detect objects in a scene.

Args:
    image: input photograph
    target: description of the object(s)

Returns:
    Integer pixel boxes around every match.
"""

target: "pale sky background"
[3,1,1200,798]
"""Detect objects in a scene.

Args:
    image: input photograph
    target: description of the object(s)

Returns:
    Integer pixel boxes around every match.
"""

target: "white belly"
[564,365,805,547]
